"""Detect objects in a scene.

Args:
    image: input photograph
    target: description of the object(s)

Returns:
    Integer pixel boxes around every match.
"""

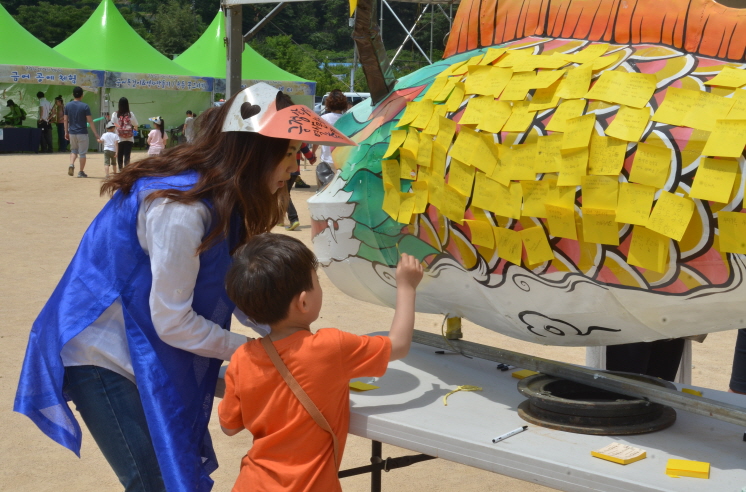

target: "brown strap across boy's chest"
[259,336,340,469]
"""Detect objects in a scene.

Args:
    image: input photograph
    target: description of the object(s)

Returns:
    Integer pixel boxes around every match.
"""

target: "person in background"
[51,96,67,152]
[147,116,167,156]
[284,142,316,231]
[312,89,348,188]
[97,122,119,178]
[729,329,746,394]
[184,110,195,144]
[37,91,53,153]
[64,86,99,178]
[110,97,139,171]
[3,99,25,126]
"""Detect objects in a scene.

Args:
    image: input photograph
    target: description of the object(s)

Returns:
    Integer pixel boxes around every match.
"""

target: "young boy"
[97,122,119,177]
[219,233,423,491]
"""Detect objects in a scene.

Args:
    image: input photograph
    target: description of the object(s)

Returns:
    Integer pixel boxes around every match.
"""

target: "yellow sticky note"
[459,96,493,125]
[665,459,710,479]
[382,183,400,219]
[558,147,588,186]
[477,100,512,133]
[701,119,746,158]
[427,174,445,210]
[528,79,562,111]
[646,191,695,241]
[399,148,418,180]
[585,71,657,108]
[502,101,537,133]
[547,178,577,209]
[627,226,669,273]
[588,134,627,175]
[521,180,550,218]
[511,369,539,379]
[496,49,532,68]
[349,381,380,391]
[681,388,703,397]
[546,99,587,132]
[479,47,507,65]
[402,128,420,158]
[465,66,513,97]
[651,87,701,126]
[591,51,623,71]
[422,105,448,135]
[531,69,566,90]
[412,180,429,214]
[440,184,468,223]
[705,66,746,88]
[512,54,568,72]
[423,76,449,100]
[396,101,420,127]
[439,60,467,78]
[690,157,738,203]
[501,72,536,101]
[509,143,538,180]
[435,116,457,149]
[383,130,407,158]
[448,158,476,196]
[494,182,523,219]
[718,211,746,253]
[450,127,497,174]
[616,183,655,225]
[561,114,596,150]
[445,82,466,112]
[417,135,433,168]
[605,105,650,142]
[398,192,416,224]
[629,142,671,188]
[381,159,401,190]
[472,172,501,212]
[557,64,593,99]
[582,175,618,210]
[521,226,555,264]
[495,227,523,265]
[564,43,608,63]
[536,134,564,172]
[582,208,619,245]
[726,89,746,120]
[434,78,457,102]
[682,91,735,132]
[465,219,495,248]
[591,443,646,466]
[411,100,435,129]
[431,141,447,177]
[545,203,578,239]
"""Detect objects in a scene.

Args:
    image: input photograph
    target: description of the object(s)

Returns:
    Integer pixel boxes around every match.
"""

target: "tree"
[151,0,206,57]
[13,1,96,47]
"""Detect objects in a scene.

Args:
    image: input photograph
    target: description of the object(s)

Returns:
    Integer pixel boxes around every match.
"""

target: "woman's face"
[269,140,301,193]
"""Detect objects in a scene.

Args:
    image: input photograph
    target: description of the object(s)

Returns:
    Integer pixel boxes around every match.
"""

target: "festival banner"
[104,71,213,92]
[0,65,104,88]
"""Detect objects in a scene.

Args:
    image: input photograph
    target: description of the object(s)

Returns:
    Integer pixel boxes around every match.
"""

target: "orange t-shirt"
[218,329,391,491]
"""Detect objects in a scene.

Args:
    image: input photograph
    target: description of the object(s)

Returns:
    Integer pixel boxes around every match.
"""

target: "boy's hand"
[396,253,423,290]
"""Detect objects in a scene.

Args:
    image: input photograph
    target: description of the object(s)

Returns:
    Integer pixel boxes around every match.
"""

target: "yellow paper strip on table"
[531,69,566,89]
[423,76,449,100]
[464,219,495,248]
[382,182,400,219]
[396,101,420,127]
[545,203,578,239]
[718,211,746,253]
[465,66,513,97]
[399,148,419,180]
[647,191,695,241]
[557,64,593,99]
[445,82,467,112]
[528,79,562,111]
[410,100,435,129]
[479,47,507,65]
[629,142,671,188]
[726,89,746,120]
[448,158,476,196]
[381,159,401,190]
[588,134,627,175]
[582,208,619,245]
[585,71,657,108]
[501,72,536,101]
[417,135,433,168]
[472,171,501,212]
[398,192,417,224]
[651,87,702,126]
[605,105,650,142]
[521,180,550,218]
[434,78,457,102]
[561,114,596,150]
[511,369,539,379]
[581,175,618,210]
[546,99,587,132]
[450,126,497,174]
[558,148,589,186]
[428,174,445,209]
[402,127,420,158]
[477,100,512,133]
[590,443,647,466]
[435,116,457,149]
[616,183,655,225]
[704,66,746,88]
[563,43,609,63]
[503,101,537,133]
[422,105,448,135]
[689,157,739,203]
[627,226,669,273]
[536,134,564,172]
[701,119,746,158]
[494,227,523,264]
[682,91,735,131]
[459,96,493,125]
[665,459,710,479]
[494,182,523,219]
[383,130,407,158]
[411,180,429,213]
[547,178,577,209]
[521,226,555,264]
[440,184,468,223]
[509,143,538,180]
[349,381,379,391]
[431,141,447,177]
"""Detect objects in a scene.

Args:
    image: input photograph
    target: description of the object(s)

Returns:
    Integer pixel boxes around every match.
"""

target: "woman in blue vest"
[14,83,355,492]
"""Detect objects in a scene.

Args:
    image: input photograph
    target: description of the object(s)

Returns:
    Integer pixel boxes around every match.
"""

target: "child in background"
[97,122,119,177]
[284,143,316,231]
[219,234,423,491]
[147,116,167,156]
[184,110,195,143]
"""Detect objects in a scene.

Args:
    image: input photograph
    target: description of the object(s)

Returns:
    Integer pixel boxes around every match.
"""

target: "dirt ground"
[0,150,741,491]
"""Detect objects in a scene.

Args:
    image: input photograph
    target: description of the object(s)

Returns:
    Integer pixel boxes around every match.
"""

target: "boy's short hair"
[226,233,318,325]
[72,86,83,98]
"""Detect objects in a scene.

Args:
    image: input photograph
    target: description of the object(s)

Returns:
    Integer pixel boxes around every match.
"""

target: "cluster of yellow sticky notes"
[701,119,746,158]
[545,203,577,240]
[411,100,435,129]
[477,100,512,133]
[510,143,538,180]
[521,180,550,218]
[646,191,695,241]
[718,211,746,254]
[528,79,562,111]
[531,69,565,90]
[501,71,536,101]
[629,142,671,188]
[681,91,735,132]
[582,208,619,245]
[440,184,468,223]
[435,116,457,149]
[464,219,495,248]
[422,105,448,135]
[399,148,418,180]
[445,82,466,112]
[585,71,657,108]
[588,134,627,175]
[689,157,738,203]
[503,101,537,133]
[450,127,497,174]
[665,459,710,479]
[705,66,746,88]
[495,226,523,264]
[558,148,589,186]
[448,159,476,196]
[465,65,513,97]
[459,96,492,125]
[627,226,669,273]
[651,87,700,126]
[546,99,586,132]
[561,114,596,150]
[535,133,563,172]
[616,183,655,225]
[557,65,593,99]
[581,175,618,210]
[605,105,650,142]
[521,226,555,264]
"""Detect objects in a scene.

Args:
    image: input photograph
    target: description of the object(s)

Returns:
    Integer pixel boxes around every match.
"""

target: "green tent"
[175,11,316,107]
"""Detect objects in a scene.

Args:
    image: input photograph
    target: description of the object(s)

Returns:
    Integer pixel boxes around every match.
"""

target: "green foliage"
[151,0,206,57]
[13,1,97,47]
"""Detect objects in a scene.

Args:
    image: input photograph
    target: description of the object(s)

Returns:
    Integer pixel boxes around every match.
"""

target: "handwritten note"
[396,101,420,127]
[701,119,746,158]
[561,114,596,150]
[627,226,669,273]
[531,69,566,89]
[646,191,695,241]
[398,192,417,224]
[528,79,562,111]
[547,178,577,209]
[521,227,555,264]
[726,90,746,120]
[705,66,746,88]
[431,141,447,177]
[434,78,457,102]
[582,175,618,210]
[546,99,586,132]
[629,142,671,188]
[440,184,468,223]
[384,130,407,158]
[501,72,536,101]
[558,148,588,186]
[477,100,512,133]
[423,76,449,100]
[450,127,497,174]
[494,227,523,265]
[545,203,578,239]
[381,159,401,190]
[535,134,564,172]
[411,100,435,129]
[605,105,650,142]
[509,143,538,180]
[459,96,492,125]
[616,183,655,225]
[521,180,550,218]
[582,208,620,245]
[588,134,627,175]
[465,66,513,97]
[651,87,701,126]
[681,91,735,131]
[417,135,433,169]
[465,219,495,248]
[412,180,429,213]
[472,172,501,212]
[718,211,746,254]
[435,116,457,149]
[428,174,445,210]
[448,158,476,196]
[479,47,507,65]
[493,182,523,219]
[382,182,400,219]
[585,71,657,108]
[689,157,739,203]
[399,148,418,180]
[445,82,466,112]
[423,105,448,135]
[402,127,420,158]
[557,65,593,99]
[503,101,536,132]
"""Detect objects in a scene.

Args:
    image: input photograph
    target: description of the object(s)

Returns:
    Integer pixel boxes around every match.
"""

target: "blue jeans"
[64,366,166,492]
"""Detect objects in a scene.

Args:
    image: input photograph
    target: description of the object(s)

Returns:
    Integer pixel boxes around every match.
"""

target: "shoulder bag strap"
[259,336,339,468]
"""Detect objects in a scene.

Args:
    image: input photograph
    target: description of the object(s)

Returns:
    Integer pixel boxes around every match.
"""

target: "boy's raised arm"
[388,254,423,361]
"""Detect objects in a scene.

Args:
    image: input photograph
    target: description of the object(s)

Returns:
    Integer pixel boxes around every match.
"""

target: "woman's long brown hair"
[101,92,293,253]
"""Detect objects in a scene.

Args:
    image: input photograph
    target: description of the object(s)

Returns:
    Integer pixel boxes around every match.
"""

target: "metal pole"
[383,0,431,66]
[429,3,433,63]
[380,0,384,42]
[371,440,382,492]
[225,5,243,98]
[351,44,357,92]
[243,2,288,43]
[411,330,746,428]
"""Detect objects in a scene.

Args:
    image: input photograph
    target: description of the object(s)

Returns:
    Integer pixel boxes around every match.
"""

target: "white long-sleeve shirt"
[61,192,266,383]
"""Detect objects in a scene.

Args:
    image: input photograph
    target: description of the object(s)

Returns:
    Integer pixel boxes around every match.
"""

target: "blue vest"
[14,172,237,492]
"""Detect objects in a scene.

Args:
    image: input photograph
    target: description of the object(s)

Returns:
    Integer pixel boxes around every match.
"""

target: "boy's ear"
[296,290,310,314]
